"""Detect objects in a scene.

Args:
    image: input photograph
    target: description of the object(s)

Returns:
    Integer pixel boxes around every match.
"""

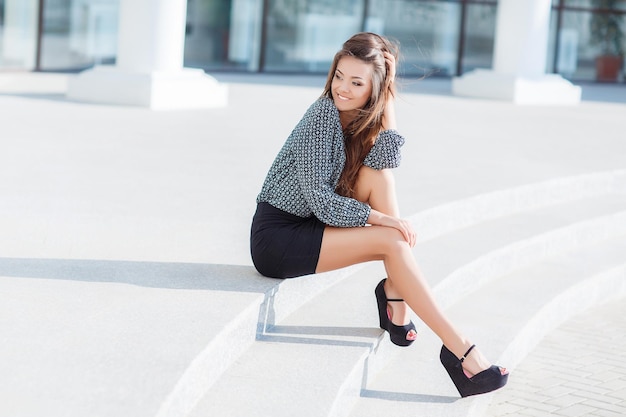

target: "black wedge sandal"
[374,278,417,347]
[440,344,508,397]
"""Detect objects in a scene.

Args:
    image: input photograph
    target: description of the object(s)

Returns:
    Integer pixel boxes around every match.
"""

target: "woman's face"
[331,56,373,117]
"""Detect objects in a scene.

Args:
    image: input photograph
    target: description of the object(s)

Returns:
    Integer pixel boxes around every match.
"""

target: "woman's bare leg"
[316,167,504,376]
[350,167,412,329]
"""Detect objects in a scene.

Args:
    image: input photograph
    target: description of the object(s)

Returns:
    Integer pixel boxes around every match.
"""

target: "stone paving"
[486,297,626,417]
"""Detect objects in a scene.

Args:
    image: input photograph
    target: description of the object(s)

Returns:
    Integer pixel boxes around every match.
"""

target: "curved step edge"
[432,210,626,311]
[410,169,626,243]
[154,294,264,417]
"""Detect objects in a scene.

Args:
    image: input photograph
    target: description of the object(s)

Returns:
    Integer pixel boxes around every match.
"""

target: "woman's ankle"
[443,341,489,376]
[461,347,507,377]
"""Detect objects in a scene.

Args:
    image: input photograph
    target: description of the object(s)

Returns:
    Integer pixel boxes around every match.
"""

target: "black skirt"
[250,202,326,279]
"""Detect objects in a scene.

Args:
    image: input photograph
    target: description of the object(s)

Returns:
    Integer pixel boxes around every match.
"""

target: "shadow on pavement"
[360,389,458,404]
[0,92,74,102]
[0,257,275,293]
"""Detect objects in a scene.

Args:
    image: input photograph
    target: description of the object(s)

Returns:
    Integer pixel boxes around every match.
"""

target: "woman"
[250,32,508,398]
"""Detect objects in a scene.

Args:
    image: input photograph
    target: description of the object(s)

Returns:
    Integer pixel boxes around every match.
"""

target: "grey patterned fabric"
[256,96,405,228]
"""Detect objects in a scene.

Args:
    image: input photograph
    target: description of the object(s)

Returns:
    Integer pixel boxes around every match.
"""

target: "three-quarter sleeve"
[363,129,405,170]
[291,99,371,227]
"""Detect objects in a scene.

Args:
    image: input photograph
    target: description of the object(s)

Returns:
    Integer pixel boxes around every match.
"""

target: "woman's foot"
[374,278,417,346]
[383,280,417,341]
[458,344,508,378]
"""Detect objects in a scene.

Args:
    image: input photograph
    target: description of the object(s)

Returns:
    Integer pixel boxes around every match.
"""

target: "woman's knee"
[377,226,410,256]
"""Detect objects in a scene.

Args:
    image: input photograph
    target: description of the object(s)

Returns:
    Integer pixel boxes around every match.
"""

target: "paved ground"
[486,298,626,417]
[0,71,624,416]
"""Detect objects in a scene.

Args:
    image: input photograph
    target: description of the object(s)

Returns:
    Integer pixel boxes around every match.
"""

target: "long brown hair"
[322,32,399,198]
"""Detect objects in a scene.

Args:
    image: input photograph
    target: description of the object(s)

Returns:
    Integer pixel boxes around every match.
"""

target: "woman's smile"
[331,55,373,117]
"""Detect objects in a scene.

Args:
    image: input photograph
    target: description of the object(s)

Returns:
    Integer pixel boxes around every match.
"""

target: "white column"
[1,0,38,69]
[67,0,227,110]
[452,0,581,105]
[116,0,185,72]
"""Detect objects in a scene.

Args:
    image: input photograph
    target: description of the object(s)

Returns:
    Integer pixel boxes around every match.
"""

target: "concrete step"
[409,169,626,243]
[424,193,626,309]
[0,262,270,417]
[186,191,626,417]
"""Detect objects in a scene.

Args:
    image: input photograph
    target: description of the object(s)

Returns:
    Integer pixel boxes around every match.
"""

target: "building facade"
[1,0,624,82]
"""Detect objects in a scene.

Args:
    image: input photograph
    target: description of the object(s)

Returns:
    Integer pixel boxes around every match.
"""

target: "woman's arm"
[382,99,397,131]
[368,52,416,246]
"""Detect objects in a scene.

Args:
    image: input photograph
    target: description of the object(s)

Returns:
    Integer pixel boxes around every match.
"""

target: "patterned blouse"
[256,96,405,228]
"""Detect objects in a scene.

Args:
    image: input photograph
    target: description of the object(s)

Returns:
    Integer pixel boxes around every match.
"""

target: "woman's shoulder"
[290,96,340,134]
[289,96,342,144]
[304,96,339,119]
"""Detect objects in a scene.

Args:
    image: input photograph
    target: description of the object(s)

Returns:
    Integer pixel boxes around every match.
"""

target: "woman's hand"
[368,209,417,248]
[384,51,396,86]
[382,51,397,131]
[390,216,417,248]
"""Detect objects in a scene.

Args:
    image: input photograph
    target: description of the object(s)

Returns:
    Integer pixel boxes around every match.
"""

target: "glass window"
[0,0,38,70]
[263,0,364,72]
[461,3,497,73]
[366,0,460,77]
[563,0,626,12]
[184,0,262,72]
[39,0,120,71]
[553,8,625,81]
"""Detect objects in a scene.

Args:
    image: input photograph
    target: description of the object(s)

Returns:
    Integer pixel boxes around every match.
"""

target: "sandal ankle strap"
[460,344,476,363]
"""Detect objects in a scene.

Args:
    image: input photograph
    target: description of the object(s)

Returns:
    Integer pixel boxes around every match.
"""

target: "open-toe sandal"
[374,278,417,347]
[440,344,508,397]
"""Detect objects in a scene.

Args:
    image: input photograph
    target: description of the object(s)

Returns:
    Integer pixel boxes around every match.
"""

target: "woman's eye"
[334,73,342,80]
[353,82,362,87]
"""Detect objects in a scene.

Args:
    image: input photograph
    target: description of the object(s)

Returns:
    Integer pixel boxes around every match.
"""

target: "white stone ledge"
[452,69,582,105]
[66,66,228,110]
